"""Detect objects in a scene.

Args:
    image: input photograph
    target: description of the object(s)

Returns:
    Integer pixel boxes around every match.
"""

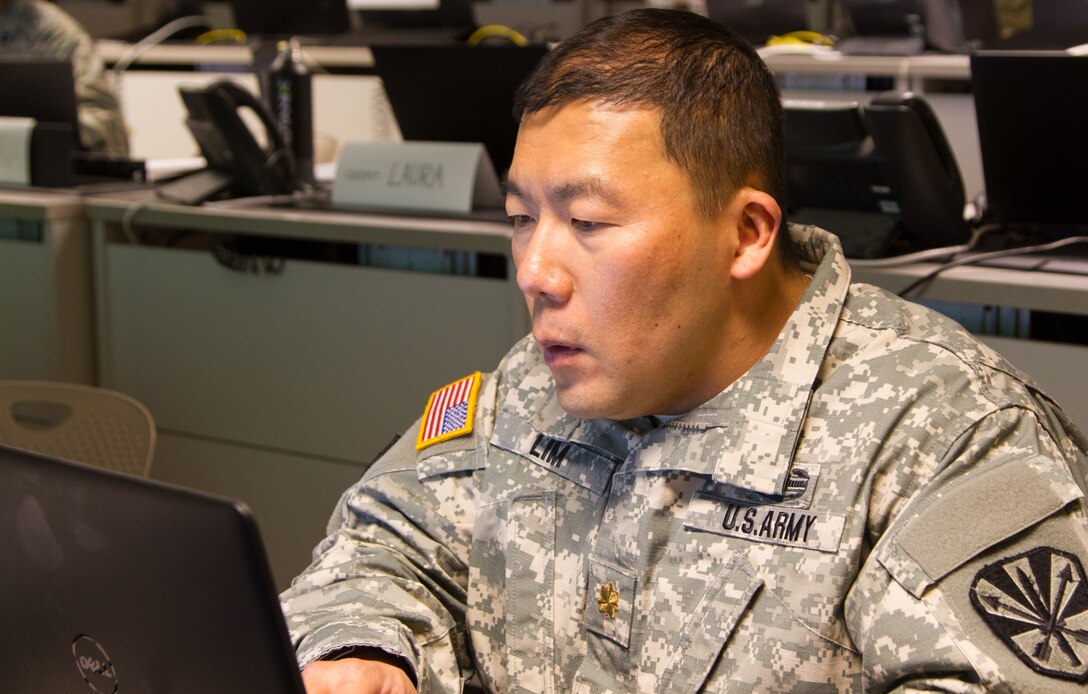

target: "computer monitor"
[836,0,926,54]
[0,56,80,146]
[704,0,811,46]
[372,44,548,174]
[230,0,352,38]
[0,56,81,185]
[355,0,476,43]
[971,51,1088,233]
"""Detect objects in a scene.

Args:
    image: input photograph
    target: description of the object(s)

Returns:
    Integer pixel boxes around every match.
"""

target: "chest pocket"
[574,550,764,693]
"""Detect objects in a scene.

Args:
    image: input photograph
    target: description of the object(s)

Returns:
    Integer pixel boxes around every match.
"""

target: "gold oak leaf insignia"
[597,581,620,619]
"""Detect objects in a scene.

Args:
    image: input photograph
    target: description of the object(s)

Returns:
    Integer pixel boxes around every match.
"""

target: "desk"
[85,192,526,589]
[852,261,1088,317]
[0,188,94,384]
[97,40,376,71]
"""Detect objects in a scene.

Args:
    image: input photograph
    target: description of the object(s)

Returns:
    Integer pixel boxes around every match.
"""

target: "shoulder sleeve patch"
[416,372,482,451]
[970,546,1088,683]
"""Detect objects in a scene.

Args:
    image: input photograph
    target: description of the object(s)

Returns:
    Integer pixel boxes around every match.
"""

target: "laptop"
[371,43,549,176]
[0,443,305,693]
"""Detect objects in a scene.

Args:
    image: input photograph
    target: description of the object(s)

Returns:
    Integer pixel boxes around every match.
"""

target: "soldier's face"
[506,101,744,420]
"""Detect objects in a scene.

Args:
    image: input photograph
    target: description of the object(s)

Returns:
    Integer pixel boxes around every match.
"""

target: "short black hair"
[514,8,788,222]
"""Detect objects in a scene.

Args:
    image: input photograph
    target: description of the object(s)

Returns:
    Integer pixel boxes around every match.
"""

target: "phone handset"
[202,80,299,197]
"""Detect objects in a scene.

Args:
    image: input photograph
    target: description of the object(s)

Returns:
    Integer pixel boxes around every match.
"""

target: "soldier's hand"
[302,657,417,694]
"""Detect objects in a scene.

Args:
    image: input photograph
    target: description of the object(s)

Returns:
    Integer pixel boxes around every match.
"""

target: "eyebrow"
[501,175,626,209]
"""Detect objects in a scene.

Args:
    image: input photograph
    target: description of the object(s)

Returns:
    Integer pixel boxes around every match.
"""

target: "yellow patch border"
[416,372,482,451]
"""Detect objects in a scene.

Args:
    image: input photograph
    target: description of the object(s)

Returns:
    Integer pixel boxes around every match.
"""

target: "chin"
[555,387,636,422]
[554,389,608,421]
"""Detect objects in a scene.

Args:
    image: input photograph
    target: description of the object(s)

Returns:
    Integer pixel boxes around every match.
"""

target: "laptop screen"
[971,51,1088,231]
[371,43,549,176]
[0,444,304,693]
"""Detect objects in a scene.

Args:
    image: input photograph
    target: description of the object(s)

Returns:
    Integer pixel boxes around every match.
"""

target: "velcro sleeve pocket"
[877,454,1083,598]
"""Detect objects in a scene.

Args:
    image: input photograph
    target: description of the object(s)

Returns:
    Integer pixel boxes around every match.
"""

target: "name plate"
[0,117,35,186]
[332,141,502,213]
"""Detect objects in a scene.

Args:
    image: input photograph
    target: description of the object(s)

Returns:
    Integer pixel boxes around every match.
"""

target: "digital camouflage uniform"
[0,0,128,156]
[281,225,1088,692]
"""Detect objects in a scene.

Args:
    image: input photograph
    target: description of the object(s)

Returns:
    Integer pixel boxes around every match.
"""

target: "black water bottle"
[267,39,314,185]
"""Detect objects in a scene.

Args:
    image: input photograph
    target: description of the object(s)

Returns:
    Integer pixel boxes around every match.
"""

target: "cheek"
[592,257,682,339]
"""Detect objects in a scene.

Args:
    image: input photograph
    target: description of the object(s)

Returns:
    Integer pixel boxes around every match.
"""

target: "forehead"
[515,100,664,153]
[506,101,676,200]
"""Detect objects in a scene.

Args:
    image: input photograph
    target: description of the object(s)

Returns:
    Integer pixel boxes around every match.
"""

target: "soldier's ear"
[729,188,781,281]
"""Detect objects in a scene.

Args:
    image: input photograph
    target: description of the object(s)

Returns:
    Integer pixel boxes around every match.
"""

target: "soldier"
[0,0,129,157]
[283,8,1088,693]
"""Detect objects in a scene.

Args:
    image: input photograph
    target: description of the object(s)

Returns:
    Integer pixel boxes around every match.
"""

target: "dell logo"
[71,635,118,693]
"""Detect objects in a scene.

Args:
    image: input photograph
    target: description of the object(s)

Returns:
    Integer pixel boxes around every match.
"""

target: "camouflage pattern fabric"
[282,224,1088,692]
[0,0,129,156]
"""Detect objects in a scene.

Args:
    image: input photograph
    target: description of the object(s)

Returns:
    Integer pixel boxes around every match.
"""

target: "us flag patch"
[416,372,481,451]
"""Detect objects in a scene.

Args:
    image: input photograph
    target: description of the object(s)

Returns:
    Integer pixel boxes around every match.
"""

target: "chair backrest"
[0,381,156,477]
[862,92,970,248]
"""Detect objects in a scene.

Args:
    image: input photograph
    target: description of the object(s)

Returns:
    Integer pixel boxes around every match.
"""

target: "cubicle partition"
[86,192,527,588]
[0,189,95,384]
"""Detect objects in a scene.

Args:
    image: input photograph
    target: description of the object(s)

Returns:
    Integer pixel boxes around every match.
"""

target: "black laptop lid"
[971,51,1088,231]
[371,43,548,175]
[0,444,304,694]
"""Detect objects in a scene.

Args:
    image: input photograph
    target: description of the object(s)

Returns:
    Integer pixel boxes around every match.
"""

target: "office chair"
[862,92,971,248]
[0,381,156,477]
